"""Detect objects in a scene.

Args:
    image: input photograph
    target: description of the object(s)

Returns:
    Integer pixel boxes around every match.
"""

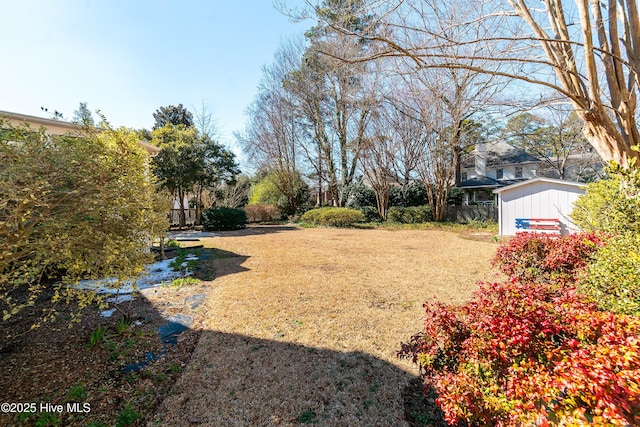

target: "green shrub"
[346,180,377,208]
[0,121,168,325]
[348,181,430,209]
[200,207,246,231]
[300,207,364,227]
[359,206,382,222]
[579,232,640,316]
[300,208,323,224]
[248,175,282,205]
[164,239,181,248]
[571,176,640,234]
[249,172,309,216]
[389,182,429,207]
[570,163,640,315]
[447,186,465,206]
[387,205,432,223]
[572,162,640,235]
[276,180,310,217]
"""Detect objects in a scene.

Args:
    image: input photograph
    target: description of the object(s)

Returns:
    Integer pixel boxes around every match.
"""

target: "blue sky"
[0,1,310,159]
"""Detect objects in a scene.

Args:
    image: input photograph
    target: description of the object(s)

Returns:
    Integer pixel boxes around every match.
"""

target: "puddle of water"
[74,258,200,316]
[77,257,201,372]
[122,351,162,374]
[76,258,198,295]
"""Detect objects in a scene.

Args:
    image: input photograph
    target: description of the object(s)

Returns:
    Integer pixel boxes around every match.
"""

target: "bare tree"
[281,37,335,206]
[238,40,307,215]
[386,71,495,221]
[503,105,602,180]
[286,0,380,206]
[360,91,431,219]
[309,0,640,167]
[373,0,509,221]
[379,94,426,190]
[361,113,396,220]
[407,92,457,222]
[210,175,251,208]
[193,101,219,139]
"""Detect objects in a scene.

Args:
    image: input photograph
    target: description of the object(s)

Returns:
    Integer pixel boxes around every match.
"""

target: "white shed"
[493,178,586,236]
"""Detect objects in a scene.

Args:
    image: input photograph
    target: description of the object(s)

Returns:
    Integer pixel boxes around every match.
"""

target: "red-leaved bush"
[400,232,640,426]
[492,232,604,284]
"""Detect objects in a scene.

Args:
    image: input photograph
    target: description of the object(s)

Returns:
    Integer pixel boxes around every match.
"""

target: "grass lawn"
[155,225,499,426]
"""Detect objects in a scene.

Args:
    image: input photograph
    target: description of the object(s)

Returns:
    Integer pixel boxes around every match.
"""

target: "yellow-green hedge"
[300,207,364,227]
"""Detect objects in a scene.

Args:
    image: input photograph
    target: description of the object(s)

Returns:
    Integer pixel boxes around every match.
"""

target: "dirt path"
[153,226,498,426]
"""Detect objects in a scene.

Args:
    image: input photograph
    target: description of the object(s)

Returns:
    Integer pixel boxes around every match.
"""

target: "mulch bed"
[0,252,212,427]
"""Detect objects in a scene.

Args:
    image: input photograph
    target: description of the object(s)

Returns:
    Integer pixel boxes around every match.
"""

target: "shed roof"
[492,177,586,194]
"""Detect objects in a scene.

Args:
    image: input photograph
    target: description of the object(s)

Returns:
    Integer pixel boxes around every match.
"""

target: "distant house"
[0,110,160,156]
[538,151,604,182]
[459,141,540,205]
[493,178,586,236]
[459,140,603,206]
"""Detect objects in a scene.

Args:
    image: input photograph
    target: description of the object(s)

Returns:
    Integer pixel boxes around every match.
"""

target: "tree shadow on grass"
[213,224,301,237]
[402,378,464,427]
[153,329,420,426]
[0,242,444,427]
[197,247,251,280]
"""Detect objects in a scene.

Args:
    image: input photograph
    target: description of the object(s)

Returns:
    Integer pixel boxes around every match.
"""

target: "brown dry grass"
[154,226,500,426]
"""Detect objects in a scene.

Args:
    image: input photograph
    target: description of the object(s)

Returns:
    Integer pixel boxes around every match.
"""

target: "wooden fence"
[169,208,198,226]
[444,205,498,223]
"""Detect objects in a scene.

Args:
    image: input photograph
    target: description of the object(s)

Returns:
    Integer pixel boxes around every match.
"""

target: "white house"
[460,141,540,205]
[493,178,586,236]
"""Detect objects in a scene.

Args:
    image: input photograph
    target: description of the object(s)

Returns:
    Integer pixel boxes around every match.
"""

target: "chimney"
[475,143,486,177]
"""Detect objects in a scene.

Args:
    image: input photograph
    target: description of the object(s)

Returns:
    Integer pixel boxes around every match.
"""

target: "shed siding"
[497,181,585,235]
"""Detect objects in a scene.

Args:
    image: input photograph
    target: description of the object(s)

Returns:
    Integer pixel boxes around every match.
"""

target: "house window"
[496,168,504,179]
[461,171,467,181]
[515,166,523,178]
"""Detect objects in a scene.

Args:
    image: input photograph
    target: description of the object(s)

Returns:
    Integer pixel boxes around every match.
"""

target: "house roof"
[492,177,586,194]
[461,175,525,189]
[0,110,160,155]
[461,140,540,168]
[1,110,82,135]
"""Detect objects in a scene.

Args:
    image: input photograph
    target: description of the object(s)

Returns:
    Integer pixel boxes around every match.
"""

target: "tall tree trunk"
[577,108,640,168]
[317,145,323,206]
[194,185,202,226]
[454,146,462,187]
[177,187,186,229]
[375,186,390,221]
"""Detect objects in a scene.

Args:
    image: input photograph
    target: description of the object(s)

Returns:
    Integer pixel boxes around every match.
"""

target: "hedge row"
[200,207,246,231]
[243,204,281,223]
[300,207,364,227]
[387,205,432,224]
